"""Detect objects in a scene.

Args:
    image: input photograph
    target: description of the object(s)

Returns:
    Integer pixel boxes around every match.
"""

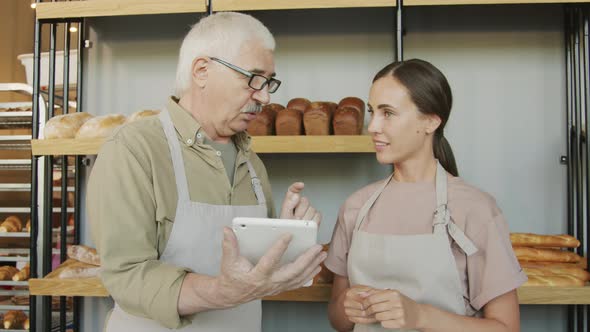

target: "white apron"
[106,109,267,331]
[347,161,479,332]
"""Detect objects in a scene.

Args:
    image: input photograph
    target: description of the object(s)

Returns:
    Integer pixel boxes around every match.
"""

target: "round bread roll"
[127,110,160,123]
[75,114,127,139]
[44,112,94,139]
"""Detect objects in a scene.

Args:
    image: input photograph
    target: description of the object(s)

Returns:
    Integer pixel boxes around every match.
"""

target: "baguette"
[12,264,30,281]
[3,310,27,329]
[522,266,590,281]
[524,275,586,287]
[67,245,100,266]
[0,216,23,232]
[520,259,588,270]
[513,247,582,263]
[510,233,580,248]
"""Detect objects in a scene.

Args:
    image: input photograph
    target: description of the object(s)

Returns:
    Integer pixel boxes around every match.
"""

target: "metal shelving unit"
[28,1,590,332]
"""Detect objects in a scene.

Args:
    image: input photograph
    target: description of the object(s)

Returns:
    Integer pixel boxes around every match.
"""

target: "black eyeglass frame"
[210,57,281,93]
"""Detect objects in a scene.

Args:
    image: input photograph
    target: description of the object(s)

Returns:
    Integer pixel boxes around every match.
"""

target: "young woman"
[326,59,526,332]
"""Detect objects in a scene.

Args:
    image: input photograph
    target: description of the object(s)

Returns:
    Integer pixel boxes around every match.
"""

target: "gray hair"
[174,12,275,97]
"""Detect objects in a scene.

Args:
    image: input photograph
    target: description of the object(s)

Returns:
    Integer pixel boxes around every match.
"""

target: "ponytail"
[433,131,458,177]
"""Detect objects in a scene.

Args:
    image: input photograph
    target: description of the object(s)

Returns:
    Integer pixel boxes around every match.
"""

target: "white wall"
[80,5,570,331]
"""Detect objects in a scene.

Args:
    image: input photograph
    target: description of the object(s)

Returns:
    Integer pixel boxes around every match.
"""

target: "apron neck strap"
[245,160,267,206]
[354,174,394,231]
[159,109,191,202]
[433,161,450,231]
[159,109,267,206]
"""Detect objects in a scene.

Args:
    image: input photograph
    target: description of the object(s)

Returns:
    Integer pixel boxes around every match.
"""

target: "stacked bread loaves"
[248,97,365,136]
[511,233,588,286]
[44,110,160,139]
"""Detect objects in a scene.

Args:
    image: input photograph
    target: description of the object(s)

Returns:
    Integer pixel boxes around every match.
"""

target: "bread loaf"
[247,103,283,136]
[67,245,100,266]
[75,114,127,139]
[25,219,31,233]
[511,233,580,248]
[333,106,362,135]
[304,102,333,136]
[276,108,303,136]
[44,112,93,139]
[332,97,365,135]
[514,247,583,263]
[0,266,19,281]
[3,310,27,329]
[59,265,100,279]
[0,216,23,232]
[23,318,29,330]
[127,110,160,123]
[12,264,30,282]
[524,275,585,287]
[286,98,311,113]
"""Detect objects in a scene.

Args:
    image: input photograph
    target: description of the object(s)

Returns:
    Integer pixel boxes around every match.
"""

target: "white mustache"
[241,104,262,114]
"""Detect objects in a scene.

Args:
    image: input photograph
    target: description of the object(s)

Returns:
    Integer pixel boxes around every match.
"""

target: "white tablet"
[232,217,318,267]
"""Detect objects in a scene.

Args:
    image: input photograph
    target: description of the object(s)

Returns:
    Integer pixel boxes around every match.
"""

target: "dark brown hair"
[373,59,459,176]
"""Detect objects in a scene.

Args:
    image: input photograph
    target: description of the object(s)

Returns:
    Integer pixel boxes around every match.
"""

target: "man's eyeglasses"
[210,57,281,94]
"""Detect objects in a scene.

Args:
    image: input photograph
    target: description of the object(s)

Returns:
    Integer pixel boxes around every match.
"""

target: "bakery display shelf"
[0,160,30,171]
[31,136,375,155]
[36,0,207,19]
[0,207,74,214]
[0,184,74,192]
[0,233,30,239]
[35,0,590,19]
[0,256,29,262]
[28,260,590,304]
[0,281,29,287]
[0,290,28,297]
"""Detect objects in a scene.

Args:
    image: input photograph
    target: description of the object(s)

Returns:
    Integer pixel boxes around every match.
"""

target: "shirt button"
[216,151,222,156]
[197,133,202,138]
[186,138,193,145]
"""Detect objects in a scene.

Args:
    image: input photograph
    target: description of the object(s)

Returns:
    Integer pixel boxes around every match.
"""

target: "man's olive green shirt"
[88,98,275,329]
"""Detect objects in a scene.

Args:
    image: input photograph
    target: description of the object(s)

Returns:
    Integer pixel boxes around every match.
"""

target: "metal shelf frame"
[29,2,590,332]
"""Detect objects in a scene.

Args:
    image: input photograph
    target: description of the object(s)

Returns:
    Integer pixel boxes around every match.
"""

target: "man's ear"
[425,114,442,135]
[191,57,210,89]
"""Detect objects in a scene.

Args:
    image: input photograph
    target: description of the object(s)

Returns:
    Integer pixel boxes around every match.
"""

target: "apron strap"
[158,110,191,203]
[433,161,478,256]
[246,160,267,207]
[354,175,394,231]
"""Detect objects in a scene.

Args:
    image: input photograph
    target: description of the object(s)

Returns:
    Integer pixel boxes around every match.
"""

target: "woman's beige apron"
[106,109,268,331]
[347,161,478,331]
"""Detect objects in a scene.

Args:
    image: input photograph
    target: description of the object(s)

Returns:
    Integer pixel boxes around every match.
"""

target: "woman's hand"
[343,285,379,325]
[362,288,425,330]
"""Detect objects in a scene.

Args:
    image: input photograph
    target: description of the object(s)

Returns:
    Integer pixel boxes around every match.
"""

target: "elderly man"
[88,12,326,331]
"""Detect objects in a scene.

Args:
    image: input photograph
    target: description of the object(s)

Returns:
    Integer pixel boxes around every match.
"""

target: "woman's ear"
[425,114,442,135]
[191,57,209,89]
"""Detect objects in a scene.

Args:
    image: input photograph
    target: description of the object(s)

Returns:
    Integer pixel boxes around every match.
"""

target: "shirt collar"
[166,96,252,153]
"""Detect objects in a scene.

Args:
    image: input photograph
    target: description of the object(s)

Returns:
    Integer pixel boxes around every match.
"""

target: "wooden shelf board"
[213,0,394,11]
[36,0,207,20]
[406,0,590,5]
[29,261,590,304]
[29,259,107,297]
[31,136,375,155]
[35,0,590,19]
[31,138,104,156]
[252,136,374,153]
